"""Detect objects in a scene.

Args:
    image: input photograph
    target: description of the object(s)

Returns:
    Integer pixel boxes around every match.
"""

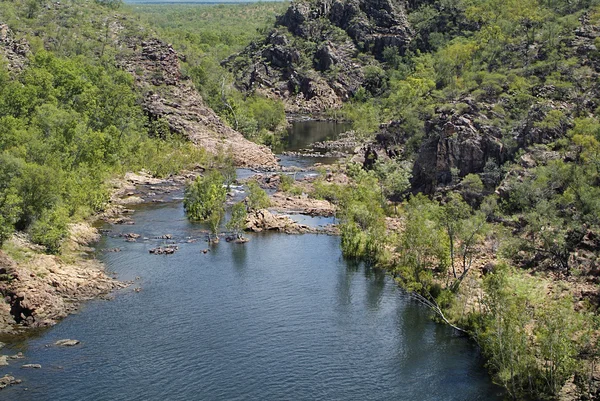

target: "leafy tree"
[477,264,538,400]
[374,158,412,204]
[226,202,247,240]
[246,180,270,211]
[184,171,227,242]
[28,206,69,254]
[397,194,449,291]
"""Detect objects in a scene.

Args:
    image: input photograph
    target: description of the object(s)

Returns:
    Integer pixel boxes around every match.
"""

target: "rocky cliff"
[116,38,277,168]
[226,0,412,113]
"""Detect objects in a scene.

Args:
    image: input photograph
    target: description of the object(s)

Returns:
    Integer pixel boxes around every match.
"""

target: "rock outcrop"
[270,192,336,216]
[0,227,123,334]
[245,209,313,234]
[117,38,277,168]
[227,0,412,113]
[411,103,506,193]
[0,23,29,73]
[278,0,411,59]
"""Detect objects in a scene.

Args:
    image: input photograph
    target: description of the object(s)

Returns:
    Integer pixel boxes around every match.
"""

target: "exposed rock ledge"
[0,225,124,335]
[246,209,338,235]
[116,38,277,168]
[270,192,336,216]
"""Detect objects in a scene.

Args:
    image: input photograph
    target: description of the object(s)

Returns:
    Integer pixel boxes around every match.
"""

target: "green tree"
[226,201,247,240]
[477,265,538,400]
[184,171,227,242]
[246,180,270,211]
[374,158,412,205]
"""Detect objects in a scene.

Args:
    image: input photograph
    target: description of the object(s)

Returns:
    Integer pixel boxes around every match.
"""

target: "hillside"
[236,0,600,399]
[226,0,411,113]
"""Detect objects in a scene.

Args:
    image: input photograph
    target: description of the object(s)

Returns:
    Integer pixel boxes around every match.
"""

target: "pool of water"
[0,201,503,401]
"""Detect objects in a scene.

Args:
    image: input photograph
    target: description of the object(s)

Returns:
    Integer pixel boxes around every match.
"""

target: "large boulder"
[411,108,506,193]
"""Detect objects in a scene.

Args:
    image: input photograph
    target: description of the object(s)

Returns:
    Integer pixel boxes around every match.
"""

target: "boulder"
[55,339,80,347]
[0,374,19,390]
[21,364,41,369]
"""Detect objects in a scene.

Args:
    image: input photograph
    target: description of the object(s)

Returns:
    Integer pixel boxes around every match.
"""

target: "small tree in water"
[226,202,247,240]
[184,170,227,242]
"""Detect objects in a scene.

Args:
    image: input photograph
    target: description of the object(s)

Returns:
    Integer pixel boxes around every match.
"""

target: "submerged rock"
[149,246,179,255]
[8,352,24,359]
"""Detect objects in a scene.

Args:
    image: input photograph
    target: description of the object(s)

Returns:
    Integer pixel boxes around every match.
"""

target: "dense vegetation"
[2,0,599,398]
[314,0,600,398]
[0,0,208,253]
[131,2,288,145]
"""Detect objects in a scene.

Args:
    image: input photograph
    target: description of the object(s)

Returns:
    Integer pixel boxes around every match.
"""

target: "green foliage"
[28,206,69,254]
[475,264,588,399]
[184,171,227,240]
[396,194,449,292]
[246,180,270,211]
[226,201,247,240]
[338,169,387,263]
[374,159,412,202]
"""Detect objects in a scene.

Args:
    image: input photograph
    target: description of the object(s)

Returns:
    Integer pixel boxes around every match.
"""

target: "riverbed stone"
[55,339,80,347]
[0,374,19,389]
[21,364,41,369]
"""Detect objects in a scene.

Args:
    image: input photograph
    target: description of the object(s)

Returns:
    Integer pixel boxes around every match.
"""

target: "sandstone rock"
[117,38,277,168]
[0,374,19,390]
[55,339,80,347]
[245,209,312,234]
[270,192,336,216]
[0,236,123,334]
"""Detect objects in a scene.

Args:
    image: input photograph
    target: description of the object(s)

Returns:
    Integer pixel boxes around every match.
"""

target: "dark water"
[0,202,503,400]
[277,120,352,168]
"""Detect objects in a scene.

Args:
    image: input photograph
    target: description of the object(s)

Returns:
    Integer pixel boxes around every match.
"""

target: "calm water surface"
[1,201,503,400]
[278,120,352,168]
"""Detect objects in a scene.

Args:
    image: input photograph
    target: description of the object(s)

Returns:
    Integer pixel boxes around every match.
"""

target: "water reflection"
[1,204,503,401]
[277,120,353,153]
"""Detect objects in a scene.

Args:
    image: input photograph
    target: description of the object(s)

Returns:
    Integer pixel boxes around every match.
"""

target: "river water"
[0,121,504,400]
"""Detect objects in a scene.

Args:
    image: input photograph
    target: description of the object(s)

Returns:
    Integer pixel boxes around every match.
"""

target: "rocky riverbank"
[0,162,342,338]
[0,227,124,335]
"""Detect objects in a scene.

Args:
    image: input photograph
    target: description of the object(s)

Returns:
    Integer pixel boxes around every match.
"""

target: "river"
[0,121,504,400]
